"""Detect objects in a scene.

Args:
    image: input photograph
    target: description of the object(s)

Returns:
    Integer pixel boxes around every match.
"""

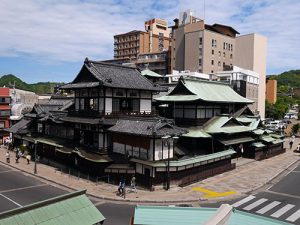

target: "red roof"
[0,88,9,97]
[0,105,10,110]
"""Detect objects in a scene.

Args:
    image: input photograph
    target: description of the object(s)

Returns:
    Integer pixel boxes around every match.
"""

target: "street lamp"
[162,135,179,190]
[34,140,37,174]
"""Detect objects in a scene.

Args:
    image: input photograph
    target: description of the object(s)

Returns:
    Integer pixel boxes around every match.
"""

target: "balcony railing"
[68,110,158,118]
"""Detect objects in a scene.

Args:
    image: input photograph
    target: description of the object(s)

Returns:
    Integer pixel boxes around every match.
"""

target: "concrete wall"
[203,30,235,74]
[184,31,200,72]
[235,33,267,118]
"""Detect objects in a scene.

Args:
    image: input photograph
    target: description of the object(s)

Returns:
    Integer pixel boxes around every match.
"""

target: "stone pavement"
[0,138,299,204]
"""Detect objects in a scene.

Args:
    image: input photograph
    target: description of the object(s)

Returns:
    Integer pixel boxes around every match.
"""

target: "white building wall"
[105,98,112,114]
[140,99,152,113]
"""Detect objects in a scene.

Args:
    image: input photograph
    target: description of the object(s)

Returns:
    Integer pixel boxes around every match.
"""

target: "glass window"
[206,108,213,118]
[175,108,183,118]
[184,108,195,118]
[80,98,84,110]
[112,99,120,112]
[132,99,139,111]
[197,109,206,118]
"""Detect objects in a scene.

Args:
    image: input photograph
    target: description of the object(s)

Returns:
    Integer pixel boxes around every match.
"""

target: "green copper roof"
[182,127,212,138]
[155,78,253,103]
[131,150,236,168]
[203,116,255,134]
[141,69,163,77]
[252,142,266,148]
[133,205,291,225]
[0,190,105,225]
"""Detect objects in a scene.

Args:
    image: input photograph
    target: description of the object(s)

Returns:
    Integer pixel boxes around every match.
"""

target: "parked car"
[284,113,298,119]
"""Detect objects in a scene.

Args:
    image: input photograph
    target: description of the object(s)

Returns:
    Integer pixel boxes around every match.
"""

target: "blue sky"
[0,0,299,83]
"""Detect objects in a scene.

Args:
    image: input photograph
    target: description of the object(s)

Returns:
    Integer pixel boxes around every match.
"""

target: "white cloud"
[0,0,299,74]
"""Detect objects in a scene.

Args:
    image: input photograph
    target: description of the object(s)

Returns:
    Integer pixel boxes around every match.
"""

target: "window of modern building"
[212,49,214,55]
[218,51,221,56]
[223,42,225,50]
[218,61,221,67]
[199,58,202,66]
[223,52,226,57]
[199,37,202,45]
[199,48,202,54]
[230,54,233,59]
[211,60,214,65]
[211,70,214,73]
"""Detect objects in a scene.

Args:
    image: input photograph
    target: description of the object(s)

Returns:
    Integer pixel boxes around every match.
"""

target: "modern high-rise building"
[215,66,259,113]
[235,33,267,118]
[171,10,238,74]
[170,10,267,118]
[113,18,170,60]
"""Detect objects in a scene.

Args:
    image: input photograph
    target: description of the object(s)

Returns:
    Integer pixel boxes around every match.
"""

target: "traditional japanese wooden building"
[155,77,253,126]
[7,59,284,189]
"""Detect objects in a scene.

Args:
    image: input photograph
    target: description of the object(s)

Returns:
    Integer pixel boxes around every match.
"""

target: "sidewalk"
[0,139,299,204]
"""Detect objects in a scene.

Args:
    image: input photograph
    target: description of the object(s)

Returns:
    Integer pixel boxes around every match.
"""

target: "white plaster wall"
[140,99,152,113]
[98,133,103,149]
[105,98,112,114]
[154,139,173,161]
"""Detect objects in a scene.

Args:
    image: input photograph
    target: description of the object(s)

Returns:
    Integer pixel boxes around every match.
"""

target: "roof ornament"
[84,57,91,67]
[105,78,112,83]
[179,76,185,84]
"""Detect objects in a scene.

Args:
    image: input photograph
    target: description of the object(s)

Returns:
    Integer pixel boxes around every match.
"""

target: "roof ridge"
[86,59,137,70]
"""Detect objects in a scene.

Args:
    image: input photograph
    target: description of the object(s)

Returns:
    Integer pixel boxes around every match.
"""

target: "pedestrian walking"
[15,149,21,163]
[130,175,137,193]
[117,178,126,197]
[26,154,31,164]
[5,151,10,163]
[289,135,296,149]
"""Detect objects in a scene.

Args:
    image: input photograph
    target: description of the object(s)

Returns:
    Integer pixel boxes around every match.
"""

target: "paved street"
[0,139,300,225]
[202,163,300,224]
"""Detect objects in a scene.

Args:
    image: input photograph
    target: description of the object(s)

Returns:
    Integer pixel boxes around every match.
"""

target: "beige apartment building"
[170,10,267,118]
[235,33,267,118]
[114,18,170,60]
[171,10,238,74]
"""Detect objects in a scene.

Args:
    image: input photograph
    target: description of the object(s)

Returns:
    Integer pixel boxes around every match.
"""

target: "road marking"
[271,204,295,218]
[232,195,255,208]
[256,201,281,214]
[0,170,13,174]
[243,198,268,211]
[286,209,300,222]
[0,184,48,193]
[0,193,22,207]
[192,187,237,198]
[266,190,300,199]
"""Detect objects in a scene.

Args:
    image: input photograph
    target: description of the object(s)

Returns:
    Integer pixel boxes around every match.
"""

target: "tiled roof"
[61,58,167,91]
[108,118,186,137]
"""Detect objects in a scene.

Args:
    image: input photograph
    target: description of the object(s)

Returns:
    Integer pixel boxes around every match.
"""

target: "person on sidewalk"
[5,151,10,163]
[26,154,31,164]
[130,175,137,193]
[118,179,126,196]
[289,135,296,149]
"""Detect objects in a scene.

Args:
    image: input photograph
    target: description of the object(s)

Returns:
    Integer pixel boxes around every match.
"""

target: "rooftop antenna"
[204,0,206,20]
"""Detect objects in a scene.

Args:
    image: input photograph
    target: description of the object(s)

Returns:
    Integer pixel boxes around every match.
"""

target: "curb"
[1,152,299,204]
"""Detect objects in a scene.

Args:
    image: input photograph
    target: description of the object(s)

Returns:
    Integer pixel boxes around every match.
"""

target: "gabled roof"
[155,78,253,103]
[61,58,166,92]
[141,69,163,78]
[108,118,186,137]
[0,190,105,225]
[203,115,255,134]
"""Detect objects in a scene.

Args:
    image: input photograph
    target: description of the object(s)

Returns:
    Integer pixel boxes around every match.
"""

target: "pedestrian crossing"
[232,195,300,223]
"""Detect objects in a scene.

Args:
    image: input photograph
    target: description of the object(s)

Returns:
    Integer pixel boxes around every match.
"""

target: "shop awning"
[73,148,112,163]
[218,137,254,146]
